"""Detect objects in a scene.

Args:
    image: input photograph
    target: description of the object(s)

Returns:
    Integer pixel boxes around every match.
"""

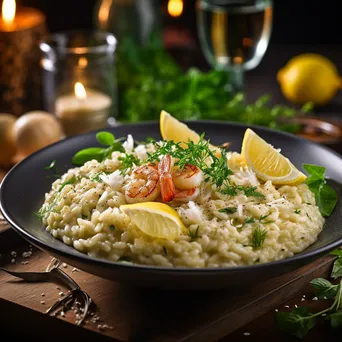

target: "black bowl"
[1,121,341,290]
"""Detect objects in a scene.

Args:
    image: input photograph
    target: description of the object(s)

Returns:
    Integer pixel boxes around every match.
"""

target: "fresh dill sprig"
[119,153,141,171]
[251,226,267,249]
[58,175,77,192]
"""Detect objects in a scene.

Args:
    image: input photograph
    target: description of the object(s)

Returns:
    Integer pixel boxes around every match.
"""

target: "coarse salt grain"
[62,263,67,268]
[56,286,61,290]
[10,259,15,264]
[72,268,78,272]
[21,261,29,265]
[41,293,45,297]
[40,301,45,304]
[59,292,64,296]
[243,332,251,336]
[10,251,17,256]
[322,313,327,317]
[294,305,298,308]
[274,309,278,312]
[284,305,290,308]
[60,311,66,317]
[312,297,318,301]
[301,298,305,301]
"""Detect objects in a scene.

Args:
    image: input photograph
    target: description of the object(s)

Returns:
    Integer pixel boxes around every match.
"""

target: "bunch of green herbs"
[116,34,312,132]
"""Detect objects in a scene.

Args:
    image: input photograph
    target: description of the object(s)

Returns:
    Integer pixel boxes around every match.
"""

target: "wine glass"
[196,0,273,93]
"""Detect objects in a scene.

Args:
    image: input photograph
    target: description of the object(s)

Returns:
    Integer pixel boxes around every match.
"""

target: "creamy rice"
[39,139,325,268]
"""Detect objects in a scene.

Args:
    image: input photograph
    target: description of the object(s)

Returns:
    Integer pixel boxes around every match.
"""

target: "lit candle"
[55,82,112,136]
[0,0,46,116]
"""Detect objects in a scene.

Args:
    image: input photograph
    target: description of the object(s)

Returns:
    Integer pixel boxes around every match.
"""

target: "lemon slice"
[160,110,221,156]
[120,202,187,240]
[241,128,307,185]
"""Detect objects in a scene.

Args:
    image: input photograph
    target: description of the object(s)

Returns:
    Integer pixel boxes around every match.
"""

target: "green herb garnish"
[251,226,267,249]
[109,225,116,231]
[147,135,264,198]
[259,213,271,221]
[72,132,125,166]
[119,153,141,171]
[218,207,237,214]
[244,217,255,225]
[294,209,301,214]
[302,164,338,217]
[44,160,56,170]
[163,246,168,256]
[276,249,342,338]
[58,175,77,192]
[189,226,200,241]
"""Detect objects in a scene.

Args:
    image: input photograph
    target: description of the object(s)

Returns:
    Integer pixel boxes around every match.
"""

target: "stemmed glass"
[196,0,273,94]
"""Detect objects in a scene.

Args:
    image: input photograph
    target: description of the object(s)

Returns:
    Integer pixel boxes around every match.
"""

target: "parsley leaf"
[294,209,301,214]
[251,226,267,249]
[276,307,316,339]
[109,225,116,231]
[302,163,338,217]
[218,207,237,214]
[330,249,342,258]
[310,278,340,299]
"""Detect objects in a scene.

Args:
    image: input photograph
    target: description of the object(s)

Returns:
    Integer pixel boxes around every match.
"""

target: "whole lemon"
[0,113,17,165]
[277,54,342,106]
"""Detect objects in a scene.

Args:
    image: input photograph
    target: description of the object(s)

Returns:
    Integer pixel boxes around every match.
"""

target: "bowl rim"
[1,120,341,274]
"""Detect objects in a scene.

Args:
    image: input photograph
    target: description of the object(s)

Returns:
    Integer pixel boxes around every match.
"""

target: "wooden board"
[0,219,338,342]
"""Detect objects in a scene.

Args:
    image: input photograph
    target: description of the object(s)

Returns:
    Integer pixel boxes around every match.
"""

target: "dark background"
[17,0,341,44]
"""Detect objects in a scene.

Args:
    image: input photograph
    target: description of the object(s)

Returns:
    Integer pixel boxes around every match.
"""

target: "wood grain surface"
[0,223,337,342]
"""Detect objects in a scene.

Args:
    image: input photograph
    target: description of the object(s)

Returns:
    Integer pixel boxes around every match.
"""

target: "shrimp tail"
[159,154,176,202]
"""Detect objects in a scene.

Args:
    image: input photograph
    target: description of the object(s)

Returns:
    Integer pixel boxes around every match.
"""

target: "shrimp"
[172,164,204,190]
[125,163,160,203]
[159,154,176,202]
[174,187,200,202]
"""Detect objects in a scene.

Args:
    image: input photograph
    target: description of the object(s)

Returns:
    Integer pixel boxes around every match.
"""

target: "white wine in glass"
[196,0,273,93]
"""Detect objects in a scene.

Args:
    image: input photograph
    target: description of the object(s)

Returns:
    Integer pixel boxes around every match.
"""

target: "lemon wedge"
[160,110,221,156]
[120,202,187,240]
[241,128,307,185]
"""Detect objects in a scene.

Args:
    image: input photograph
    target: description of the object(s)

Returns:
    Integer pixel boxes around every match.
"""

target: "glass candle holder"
[40,30,117,137]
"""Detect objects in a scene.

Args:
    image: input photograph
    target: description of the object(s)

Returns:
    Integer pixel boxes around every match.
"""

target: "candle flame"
[167,0,183,18]
[75,82,87,100]
[2,0,16,24]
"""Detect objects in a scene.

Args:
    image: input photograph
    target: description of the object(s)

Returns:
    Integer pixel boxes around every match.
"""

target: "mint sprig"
[276,249,342,338]
[302,163,338,217]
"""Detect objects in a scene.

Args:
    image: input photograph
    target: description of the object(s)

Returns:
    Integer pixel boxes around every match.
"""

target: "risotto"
[38,134,325,268]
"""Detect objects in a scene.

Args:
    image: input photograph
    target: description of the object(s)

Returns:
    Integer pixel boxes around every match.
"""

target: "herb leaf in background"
[116,35,312,132]
[310,278,340,299]
[302,164,338,217]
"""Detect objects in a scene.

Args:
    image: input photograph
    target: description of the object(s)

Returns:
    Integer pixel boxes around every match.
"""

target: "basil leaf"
[330,311,342,328]
[44,160,56,170]
[310,278,339,299]
[96,132,115,146]
[276,307,316,339]
[332,258,342,279]
[303,164,326,178]
[72,147,106,165]
[316,183,338,217]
